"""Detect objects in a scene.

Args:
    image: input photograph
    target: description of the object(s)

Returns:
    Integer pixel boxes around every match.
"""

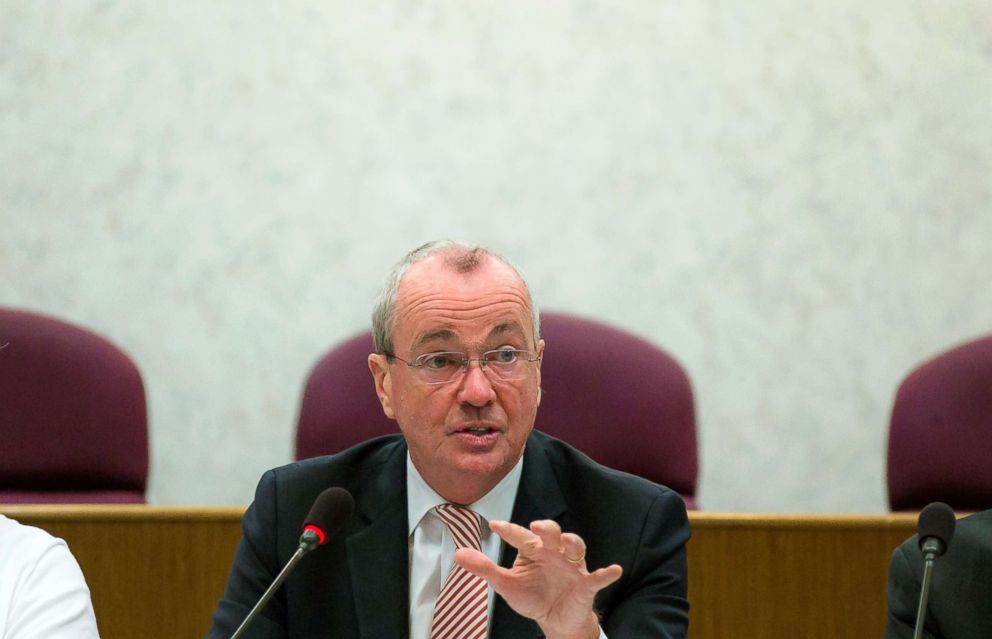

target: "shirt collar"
[406,451,524,535]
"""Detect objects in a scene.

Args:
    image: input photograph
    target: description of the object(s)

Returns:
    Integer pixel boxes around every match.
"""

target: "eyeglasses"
[387,349,541,385]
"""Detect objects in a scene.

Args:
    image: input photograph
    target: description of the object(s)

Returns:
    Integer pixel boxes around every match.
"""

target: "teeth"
[467,428,488,435]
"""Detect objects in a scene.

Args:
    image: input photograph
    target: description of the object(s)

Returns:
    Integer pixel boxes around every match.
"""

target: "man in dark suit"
[884,508,992,639]
[208,240,690,639]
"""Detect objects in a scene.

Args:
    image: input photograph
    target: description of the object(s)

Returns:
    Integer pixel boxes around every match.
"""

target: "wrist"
[541,610,601,639]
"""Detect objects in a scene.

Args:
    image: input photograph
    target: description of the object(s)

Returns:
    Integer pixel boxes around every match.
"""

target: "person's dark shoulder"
[952,509,992,545]
[529,429,678,501]
[255,434,407,530]
[922,509,992,639]
[895,508,992,560]
[527,429,688,534]
[270,434,406,488]
[934,508,992,583]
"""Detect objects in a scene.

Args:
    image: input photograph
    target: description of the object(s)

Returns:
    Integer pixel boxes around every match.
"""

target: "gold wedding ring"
[565,549,586,565]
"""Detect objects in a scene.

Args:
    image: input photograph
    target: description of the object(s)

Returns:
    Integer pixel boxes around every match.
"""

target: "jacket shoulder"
[530,429,681,503]
[269,434,406,486]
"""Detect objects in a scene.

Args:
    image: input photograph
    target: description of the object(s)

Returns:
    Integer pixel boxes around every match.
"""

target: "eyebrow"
[412,328,458,351]
[489,322,524,340]
[411,322,528,352]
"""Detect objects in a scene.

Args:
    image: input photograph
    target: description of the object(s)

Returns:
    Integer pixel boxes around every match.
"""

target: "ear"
[368,353,396,420]
[535,338,545,406]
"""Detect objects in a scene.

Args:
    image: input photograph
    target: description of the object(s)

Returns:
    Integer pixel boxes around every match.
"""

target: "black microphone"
[231,487,354,639]
[911,502,956,639]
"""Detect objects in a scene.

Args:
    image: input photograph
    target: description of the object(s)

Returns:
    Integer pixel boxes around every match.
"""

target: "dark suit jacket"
[884,509,992,639]
[207,430,690,638]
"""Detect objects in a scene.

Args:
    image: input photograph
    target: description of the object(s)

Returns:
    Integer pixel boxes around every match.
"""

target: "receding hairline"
[396,253,536,333]
[371,241,541,355]
[399,249,524,291]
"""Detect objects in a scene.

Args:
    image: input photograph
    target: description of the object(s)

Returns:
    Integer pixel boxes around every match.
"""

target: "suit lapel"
[340,434,567,638]
[491,433,568,638]
[347,443,410,639]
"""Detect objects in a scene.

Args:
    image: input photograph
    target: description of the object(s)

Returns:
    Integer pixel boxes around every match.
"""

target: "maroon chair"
[0,308,148,503]
[887,335,992,511]
[295,331,392,462]
[295,312,699,509]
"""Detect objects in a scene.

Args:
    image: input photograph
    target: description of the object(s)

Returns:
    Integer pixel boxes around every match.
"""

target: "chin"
[454,453,510,478]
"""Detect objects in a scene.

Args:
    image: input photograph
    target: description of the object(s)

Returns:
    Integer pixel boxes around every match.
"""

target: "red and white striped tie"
[430,504,489,639]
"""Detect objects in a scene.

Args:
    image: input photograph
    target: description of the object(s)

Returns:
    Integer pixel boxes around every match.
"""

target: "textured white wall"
[2,1,990,510]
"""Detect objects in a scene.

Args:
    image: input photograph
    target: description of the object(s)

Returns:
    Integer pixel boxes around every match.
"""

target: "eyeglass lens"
[413,350,534,384]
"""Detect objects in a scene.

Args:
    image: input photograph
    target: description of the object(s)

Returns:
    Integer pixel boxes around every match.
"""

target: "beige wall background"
[2,1,990,510]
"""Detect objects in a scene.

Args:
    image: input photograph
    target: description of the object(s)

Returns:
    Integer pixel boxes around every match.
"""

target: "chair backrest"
[0,308,148,503]
[294,311,698,508]
[887,335,992,511]
[295,331,392,461]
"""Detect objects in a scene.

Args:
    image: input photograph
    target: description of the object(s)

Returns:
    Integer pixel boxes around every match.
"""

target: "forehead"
[392,254,534,351]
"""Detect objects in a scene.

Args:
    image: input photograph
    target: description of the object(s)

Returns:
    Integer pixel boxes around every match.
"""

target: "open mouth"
[452,425,500,445]
[461,426,495,436]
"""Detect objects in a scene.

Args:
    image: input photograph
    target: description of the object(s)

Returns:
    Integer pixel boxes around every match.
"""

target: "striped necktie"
[430,503,489,639]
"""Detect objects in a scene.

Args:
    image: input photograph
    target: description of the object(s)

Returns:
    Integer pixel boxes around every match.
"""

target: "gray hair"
[371,240,540,356]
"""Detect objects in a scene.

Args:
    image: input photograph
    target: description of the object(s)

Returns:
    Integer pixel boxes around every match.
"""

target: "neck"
[410,460,513,506]
[433,475,501,506]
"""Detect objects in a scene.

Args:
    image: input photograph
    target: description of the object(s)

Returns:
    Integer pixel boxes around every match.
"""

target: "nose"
[455,359,497,407]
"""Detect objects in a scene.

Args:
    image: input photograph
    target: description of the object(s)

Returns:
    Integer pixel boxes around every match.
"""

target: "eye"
[419,353,461,370]
[488,349,519,364]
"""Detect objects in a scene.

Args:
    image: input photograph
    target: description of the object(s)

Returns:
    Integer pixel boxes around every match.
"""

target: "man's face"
[369,254,544,504]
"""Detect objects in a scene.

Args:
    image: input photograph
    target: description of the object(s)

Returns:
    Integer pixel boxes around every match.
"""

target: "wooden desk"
[687,513,917,639]
[2,506,243,639]
[1,507,917,639]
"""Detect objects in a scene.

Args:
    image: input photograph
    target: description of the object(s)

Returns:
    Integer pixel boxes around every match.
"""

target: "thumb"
[587,564,623,591]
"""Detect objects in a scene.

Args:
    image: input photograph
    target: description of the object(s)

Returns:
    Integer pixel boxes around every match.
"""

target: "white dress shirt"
[407,453,522,639]
[0,515,100,639]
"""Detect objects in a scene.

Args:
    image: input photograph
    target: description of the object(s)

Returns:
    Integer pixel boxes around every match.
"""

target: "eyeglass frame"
[383,348,542,385]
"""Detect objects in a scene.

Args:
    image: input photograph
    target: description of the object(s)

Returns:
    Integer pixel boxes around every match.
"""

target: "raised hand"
[454,519,622,639]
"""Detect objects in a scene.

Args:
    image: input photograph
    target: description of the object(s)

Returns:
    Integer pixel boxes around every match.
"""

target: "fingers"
[492,520,594,568]
[454,548,505,586]
[530,519,564,553]
[491,519,571,559]
[588,564,623,590]
[527,522,588,566]
[490,520,544,555]
[560,532,587,564]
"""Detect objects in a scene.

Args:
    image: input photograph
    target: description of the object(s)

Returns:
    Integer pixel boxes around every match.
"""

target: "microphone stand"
[912,541,940,639]
[230,532,319,639]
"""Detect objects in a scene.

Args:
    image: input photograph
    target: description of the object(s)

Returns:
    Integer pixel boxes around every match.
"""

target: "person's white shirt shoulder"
[0,514,100,639]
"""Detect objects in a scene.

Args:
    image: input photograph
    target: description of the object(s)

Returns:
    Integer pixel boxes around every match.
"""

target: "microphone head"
[302,487,355,547]
[917,501,956,556]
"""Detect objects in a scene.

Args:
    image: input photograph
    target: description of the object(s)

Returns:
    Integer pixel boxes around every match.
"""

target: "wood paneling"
[3,506,243,639]
[1,507,918,639]
[688,513,916,639]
